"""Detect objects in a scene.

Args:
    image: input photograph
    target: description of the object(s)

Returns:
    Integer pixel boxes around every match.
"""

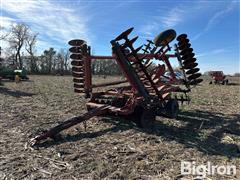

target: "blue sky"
[0,0,239,74]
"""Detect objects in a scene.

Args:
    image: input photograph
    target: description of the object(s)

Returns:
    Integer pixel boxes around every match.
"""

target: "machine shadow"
[38,110,240,158]
[0,87,36,97]
[148,110,240,157]
[226,82,240,86]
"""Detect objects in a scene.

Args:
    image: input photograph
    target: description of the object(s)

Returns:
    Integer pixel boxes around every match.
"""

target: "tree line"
[1,23,238,76]
[0,23,122,75]
[1,23,71,74]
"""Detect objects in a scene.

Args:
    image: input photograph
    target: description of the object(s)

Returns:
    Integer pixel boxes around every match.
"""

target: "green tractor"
[0,67,29,80]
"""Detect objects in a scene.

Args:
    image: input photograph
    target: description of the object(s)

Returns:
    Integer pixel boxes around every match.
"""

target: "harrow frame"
[29,28,203,146]
[69,28,202,120]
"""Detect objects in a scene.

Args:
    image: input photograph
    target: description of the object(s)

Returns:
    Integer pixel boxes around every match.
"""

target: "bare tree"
[39,54,47,73]
[60,49,70,71]
[43,47,56,73]
[0,26,10,41]
[92,59,122,75]
[8,23,29,69]
[55,49,70,75]
[63,50,70,71]
[25,33,38,73]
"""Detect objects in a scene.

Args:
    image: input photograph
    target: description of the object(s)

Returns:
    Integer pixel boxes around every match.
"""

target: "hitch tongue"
[29,105,110,146]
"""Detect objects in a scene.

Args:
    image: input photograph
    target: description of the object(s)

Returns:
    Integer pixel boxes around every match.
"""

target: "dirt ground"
[0,75,239,179]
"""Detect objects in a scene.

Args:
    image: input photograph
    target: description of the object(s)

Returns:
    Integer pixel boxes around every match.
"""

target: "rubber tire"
[165,99,179,119]
[87,106,94,112]
[140,110,156,129]
[132,106,156,129]
[225,79,229,85]
[154,29,176,47]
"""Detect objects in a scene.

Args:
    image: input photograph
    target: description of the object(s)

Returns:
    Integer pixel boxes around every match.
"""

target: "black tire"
[165,99,179,119]
[87,106,94,112]
[154,29,176,46]
[209,81,212,84]
[132,106,156,129]
[140,110,156,129]
[225,79,229,85]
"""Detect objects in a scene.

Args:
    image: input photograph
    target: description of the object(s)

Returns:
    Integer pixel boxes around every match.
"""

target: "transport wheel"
[225,79,229,85]
[209,81,212,84]
[154,29,176,46]
[87,106,94,111]
[165,99,179,119]
[132,106,156,129]
[140,109,156,129]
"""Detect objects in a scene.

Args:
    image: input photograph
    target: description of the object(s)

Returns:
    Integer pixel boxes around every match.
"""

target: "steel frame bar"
[90,53,177,60]
[111,40,150,99]
[92,80,128,88]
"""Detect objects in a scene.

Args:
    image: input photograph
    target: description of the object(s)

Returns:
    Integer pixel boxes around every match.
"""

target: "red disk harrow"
[68,28,202,125]
[29,28,202,146]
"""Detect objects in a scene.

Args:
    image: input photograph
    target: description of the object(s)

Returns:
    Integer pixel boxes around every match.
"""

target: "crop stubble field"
[0,75,239,179]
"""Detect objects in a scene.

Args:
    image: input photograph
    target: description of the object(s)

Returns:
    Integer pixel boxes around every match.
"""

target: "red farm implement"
[29,28,202,146]
[209,71,229,85]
